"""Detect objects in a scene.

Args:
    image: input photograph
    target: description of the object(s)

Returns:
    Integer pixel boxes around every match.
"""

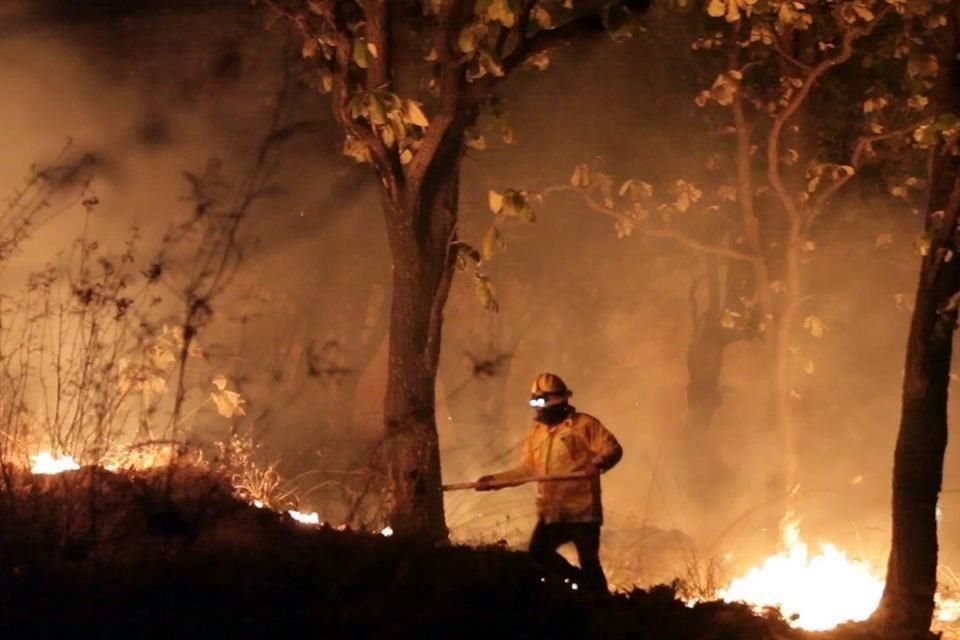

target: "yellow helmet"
[529,373,572,408]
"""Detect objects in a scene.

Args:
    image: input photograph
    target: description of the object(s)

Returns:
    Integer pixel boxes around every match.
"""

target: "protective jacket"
[491,409,622,523]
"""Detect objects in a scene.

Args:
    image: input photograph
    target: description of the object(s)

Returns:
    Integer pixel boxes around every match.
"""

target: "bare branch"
[262,0,403,203]
[805,119,932,233]
[766,6,893,228]
[467,12,605,104]
[542,185,762,264]
[770,28,813,73]
[501,0,539,58]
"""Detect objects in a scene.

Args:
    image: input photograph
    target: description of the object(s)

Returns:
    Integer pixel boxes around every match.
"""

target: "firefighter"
[475,373,623,594]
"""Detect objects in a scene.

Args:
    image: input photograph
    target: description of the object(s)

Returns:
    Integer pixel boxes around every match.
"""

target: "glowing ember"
[719,516,883,631]
[288,510,320,525]
[380,526,394,537]
[30,451,81,475]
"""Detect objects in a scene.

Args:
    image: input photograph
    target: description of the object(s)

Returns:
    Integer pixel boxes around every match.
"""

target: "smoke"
[1,0,956,584]
[0,1,387,469]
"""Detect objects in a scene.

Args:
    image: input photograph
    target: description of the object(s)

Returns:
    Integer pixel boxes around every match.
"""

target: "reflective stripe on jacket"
[492,411,622,523]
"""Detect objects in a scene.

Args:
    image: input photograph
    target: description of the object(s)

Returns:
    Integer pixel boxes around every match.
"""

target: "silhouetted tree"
[875,2,960,635]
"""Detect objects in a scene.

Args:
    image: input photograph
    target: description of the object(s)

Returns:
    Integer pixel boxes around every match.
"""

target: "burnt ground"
[0,466,895,640]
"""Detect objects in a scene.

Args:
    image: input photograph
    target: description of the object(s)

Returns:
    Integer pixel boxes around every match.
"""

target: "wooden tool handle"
[442,471,591,492]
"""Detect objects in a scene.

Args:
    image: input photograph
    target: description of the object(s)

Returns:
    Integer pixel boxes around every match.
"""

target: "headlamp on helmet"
[528,373,571,409]
[529,395,549,408]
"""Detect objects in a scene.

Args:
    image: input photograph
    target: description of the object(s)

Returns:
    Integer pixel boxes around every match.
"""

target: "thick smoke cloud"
[1,0,955,584]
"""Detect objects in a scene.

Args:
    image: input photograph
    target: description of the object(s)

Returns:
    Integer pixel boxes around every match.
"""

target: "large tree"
[874,1,960,634]
[259,0,639,539]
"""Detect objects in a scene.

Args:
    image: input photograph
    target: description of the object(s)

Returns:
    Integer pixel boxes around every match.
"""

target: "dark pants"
[528,520,608,594]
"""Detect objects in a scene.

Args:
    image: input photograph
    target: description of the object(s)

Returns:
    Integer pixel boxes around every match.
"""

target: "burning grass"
[0,457,939,640]
[0,461,805,640]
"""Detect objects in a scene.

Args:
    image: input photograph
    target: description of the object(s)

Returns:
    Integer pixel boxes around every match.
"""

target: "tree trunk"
[686,254,727,432]
[773,235,802,493]
[874,7,960,634]
[380,152,461,541]
[874,171,960,636]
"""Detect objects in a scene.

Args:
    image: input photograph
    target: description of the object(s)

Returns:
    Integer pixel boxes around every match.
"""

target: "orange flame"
[719,516,883,631]
[30,451,80,475]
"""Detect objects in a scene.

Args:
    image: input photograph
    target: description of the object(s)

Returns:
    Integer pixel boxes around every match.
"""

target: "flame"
[288,510,320,525]
[30,451,81,475]
[719,516,883,631]
[101,443,181,471]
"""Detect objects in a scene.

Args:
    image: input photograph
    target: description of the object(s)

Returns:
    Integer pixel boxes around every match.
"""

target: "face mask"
[536,403,570,426]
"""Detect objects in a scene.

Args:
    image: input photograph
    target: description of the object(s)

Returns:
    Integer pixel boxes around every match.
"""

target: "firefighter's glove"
[581,460,601,477]
[475,475,496,491]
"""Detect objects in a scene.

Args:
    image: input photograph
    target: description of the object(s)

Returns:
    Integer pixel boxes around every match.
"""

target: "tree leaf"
[570,163,590,187]
[457,242,481,265]
[517,202,536,222]
[388,111,407,143]
[473,273,499,312]
[458,25,478,53]
[466,133,487,150]
[405,100,430,127]
[501,189,534,221]
[803,315,826,338]
[479,48,505,77]
[852,4,874,21]
[318,68,333,93]
[720,309,740,329]
[349,93,365,120]
[908,95,929,111]
[367,94,387,125]
[717,185,737,201]
[533,5,552,28]
[526,51,551,71]
[481,225,503,261]
[488,190,504,214]
[343,136,372,164]
[302,39,319,59]
[210,377,246,417]
[614,217,634,238]
[380,122,396,147]
[487,0,517,27]
[353,38,369,69]
[907,53,938,79]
